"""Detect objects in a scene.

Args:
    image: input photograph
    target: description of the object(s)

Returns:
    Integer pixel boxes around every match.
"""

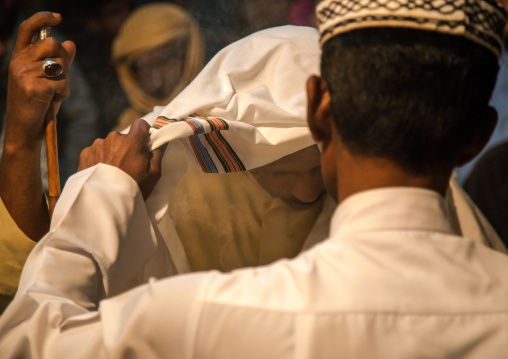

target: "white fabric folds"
[146,25,320,165]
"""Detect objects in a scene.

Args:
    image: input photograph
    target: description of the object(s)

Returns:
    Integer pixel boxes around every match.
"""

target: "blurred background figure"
[289,0,317,27]
[465,141,508,246]
[187,0,317,61]
[455,0,508,183]
[242,0,316,35]
[243,0,296,35]
[112,2,205,130]
[0,0,18,128]
[460,0,508,246]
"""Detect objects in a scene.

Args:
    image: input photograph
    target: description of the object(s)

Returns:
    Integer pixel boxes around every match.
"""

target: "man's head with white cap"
[307,0,506,201]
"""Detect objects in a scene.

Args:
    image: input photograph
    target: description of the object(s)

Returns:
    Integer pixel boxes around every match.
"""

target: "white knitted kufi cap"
[317,0,507,58]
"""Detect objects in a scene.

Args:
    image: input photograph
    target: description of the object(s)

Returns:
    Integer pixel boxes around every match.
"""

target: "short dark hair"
[321,28,499,175]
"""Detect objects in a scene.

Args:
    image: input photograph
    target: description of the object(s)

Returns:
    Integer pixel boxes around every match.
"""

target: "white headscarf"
[142,26,328,273]
[146,25,320,165]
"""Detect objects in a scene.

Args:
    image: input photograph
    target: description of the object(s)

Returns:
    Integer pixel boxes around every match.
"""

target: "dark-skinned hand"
[4,12,76,152]
[0,12,76,241]
[78,119,165,200]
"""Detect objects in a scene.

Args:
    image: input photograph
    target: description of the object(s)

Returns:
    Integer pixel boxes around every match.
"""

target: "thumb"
[61,40,76,65]
[140,144,167,200]
[151,144,167,172]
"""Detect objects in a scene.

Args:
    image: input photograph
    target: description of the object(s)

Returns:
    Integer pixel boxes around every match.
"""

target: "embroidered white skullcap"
[317,0,507,58]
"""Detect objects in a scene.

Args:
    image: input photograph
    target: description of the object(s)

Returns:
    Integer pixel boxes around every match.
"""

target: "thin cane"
[39,26,62,218]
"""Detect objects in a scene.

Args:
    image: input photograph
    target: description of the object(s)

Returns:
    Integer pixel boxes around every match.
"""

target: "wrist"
[3,110,47,153]
[3,124,44,155]
[2,138,43,160]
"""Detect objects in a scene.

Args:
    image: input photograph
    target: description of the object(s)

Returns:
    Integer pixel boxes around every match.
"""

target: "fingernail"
[52,13,61,18]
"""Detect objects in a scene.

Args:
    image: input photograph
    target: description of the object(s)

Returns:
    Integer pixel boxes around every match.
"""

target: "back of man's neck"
[334,146,451,204]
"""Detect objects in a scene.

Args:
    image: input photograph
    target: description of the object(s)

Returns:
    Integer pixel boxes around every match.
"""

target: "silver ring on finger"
[42,58,63,78]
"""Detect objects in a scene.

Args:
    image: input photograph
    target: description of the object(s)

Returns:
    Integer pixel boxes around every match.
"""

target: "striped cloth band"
[152,114,245,173]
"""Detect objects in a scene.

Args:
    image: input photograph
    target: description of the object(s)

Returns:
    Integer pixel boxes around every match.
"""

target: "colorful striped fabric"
[152,114,245,173]
[152,116,178,129]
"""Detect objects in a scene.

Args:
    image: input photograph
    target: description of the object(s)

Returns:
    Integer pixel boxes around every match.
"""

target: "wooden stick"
[45,108,60,219]
[40,26,61,219]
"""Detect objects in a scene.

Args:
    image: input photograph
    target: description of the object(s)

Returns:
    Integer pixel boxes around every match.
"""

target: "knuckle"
[134,118,148,127]
[79,148,89,159]
[23,82,39,98]
[55,82,71,101]
[92,138,104,147]
[8,58,26,77]
[18,18,31,32]
[106,131,123,142]
[44,37,61,52]
[80,146,93,159]
[37,38,60,57]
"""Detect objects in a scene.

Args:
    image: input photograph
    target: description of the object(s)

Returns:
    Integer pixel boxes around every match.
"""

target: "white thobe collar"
[330,187,455,238]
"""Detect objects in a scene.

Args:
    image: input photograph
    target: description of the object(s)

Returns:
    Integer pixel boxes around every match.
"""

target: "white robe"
[1,165,508,358]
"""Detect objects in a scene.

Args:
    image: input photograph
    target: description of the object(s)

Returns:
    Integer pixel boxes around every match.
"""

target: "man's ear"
[307,75,333,145]
[457,106,498,166]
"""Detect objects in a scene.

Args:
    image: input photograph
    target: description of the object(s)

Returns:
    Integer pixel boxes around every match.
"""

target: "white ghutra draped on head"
[141,26,332,274]
[145,25,321,171]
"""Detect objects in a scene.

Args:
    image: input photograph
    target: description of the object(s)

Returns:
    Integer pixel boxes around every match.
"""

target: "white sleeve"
[0,164,197,359]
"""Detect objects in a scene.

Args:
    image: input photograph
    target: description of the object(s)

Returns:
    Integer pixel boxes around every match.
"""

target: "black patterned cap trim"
[317,0,507,58]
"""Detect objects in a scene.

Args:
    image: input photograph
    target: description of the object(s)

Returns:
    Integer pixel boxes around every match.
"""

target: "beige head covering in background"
[112,3,204,130]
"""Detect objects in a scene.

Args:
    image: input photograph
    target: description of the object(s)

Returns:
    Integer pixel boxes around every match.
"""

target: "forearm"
[0,138,49,242]
[15,164,165,300]
[0,164,167,357]
[0,12,77,242]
